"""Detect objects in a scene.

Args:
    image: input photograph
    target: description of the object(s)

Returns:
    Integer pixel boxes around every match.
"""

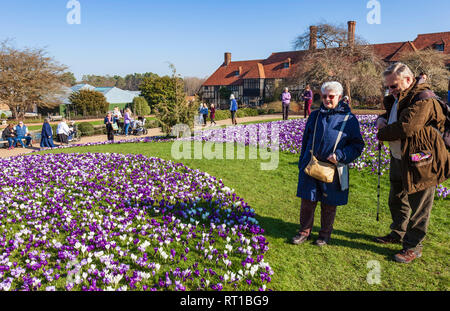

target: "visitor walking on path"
[230,94,238,125]
[374,62,450,263]
[292,81,364,247]
[281,87,291,121]
[104,112,115,141]
[303,85,313,119]
[201,103,209,127]
[124,108,132,136]
[210,104,217,126]
[40,118,55,149]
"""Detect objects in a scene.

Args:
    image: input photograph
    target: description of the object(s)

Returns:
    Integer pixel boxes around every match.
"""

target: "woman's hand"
[327,153,338,164]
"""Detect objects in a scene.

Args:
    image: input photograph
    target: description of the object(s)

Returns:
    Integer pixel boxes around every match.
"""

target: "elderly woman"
[40,118,55,149]
[292,81,365,246]
[281,87,291,120]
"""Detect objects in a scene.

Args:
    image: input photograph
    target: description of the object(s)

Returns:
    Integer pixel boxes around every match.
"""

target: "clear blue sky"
[1,0,449,80]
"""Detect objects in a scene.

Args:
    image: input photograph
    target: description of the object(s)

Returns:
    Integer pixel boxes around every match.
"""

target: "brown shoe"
[292,233,310,245]
[373,234,401,244]
[394,249,422,263]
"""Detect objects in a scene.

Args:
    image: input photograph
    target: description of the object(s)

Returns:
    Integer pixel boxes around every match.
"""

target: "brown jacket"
[377,81,450,194]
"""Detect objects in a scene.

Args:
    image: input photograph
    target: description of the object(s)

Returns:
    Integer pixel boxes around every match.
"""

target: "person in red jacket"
[302,85,313,118]
[210,104,216,126]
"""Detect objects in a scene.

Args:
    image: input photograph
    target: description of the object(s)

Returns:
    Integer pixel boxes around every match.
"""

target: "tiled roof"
[413,32,450,53]
[203,32,450,87]
[262,50,308,79]
[203,60,264,86]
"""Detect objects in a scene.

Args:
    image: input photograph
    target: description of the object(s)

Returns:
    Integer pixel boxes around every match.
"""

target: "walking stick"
[376,142,382,221]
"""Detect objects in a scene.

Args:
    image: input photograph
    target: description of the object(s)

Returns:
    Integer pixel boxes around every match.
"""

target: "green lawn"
[39,141,450,291]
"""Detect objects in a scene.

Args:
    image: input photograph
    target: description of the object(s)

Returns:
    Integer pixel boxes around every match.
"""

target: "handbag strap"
[310,113,320,155]
[310,112,351,155]
[333,113,351,153]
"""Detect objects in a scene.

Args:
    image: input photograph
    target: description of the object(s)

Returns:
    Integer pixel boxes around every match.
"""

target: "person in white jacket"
[56,118,71,145]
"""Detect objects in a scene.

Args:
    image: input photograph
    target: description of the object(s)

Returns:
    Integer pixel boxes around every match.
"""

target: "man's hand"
[376,118,387,144]
[327,153,338,165]
[376,117,387,129]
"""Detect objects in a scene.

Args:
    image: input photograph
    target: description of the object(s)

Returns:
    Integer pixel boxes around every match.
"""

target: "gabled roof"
[262,51,308,79]
[203,31,450,87]
[388,41,418,62]
[413,32,450,53]
[203,60,265,86]
[71,84,95,92]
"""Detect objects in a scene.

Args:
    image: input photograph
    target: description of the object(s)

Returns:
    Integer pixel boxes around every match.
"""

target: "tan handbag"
[304,113,350,183]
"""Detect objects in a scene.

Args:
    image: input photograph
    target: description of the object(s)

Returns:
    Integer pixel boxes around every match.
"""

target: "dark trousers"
[298,199,337,240]
[388,157,435,252]
[304,100,312,118]
[16,136,32,147]
[282,104,289,120]
[58,134,68,145]
[203,114,208,125]
[106,124,114,141]
[230,111,237,125]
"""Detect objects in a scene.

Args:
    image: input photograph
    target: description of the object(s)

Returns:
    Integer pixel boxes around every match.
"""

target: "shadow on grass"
[257,214,396,259]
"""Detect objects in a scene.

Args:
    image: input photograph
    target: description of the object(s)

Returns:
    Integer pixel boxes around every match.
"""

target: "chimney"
[309,26,318,50]
[238,66,242,75]
[286,58,291,68]
[224,52,231,66]
[348,21,356,47]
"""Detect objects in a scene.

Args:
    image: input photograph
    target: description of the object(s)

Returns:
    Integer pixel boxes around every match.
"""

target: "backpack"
[413,90,450,149]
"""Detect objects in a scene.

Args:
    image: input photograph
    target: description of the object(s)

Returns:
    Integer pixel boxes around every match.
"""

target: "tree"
[183,76,206,96]
[293,22,365,50]
[291,23,384,103]
[0,40,67,120]
[154,64,198,135]
[139,75,176,112]
[399,49,450,97]
[132,96,150,116]
[69,89,109,116]
[60,72,77,86]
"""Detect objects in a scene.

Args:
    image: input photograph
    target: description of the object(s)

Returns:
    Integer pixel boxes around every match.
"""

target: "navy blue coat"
[297,102,365,206]
[40,122,55,148]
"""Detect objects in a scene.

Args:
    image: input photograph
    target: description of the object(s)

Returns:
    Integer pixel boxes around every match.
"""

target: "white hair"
[321,81,343,96]
[284,87,289,92]
[230,94,235,100]
[383,62,414,79]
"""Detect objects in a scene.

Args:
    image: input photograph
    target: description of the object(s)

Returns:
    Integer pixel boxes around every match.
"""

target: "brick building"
[202,21,450,108]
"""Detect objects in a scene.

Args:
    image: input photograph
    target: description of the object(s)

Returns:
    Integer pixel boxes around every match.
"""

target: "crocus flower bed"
[0,153,273,291]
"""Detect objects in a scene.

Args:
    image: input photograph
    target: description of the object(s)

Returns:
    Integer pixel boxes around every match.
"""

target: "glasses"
[322,95,336,100]
[386,84,398,90]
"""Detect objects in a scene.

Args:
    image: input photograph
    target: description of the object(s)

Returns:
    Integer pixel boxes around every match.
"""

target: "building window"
[283,62,290,68]
[434,43,444,51]
[244,79,260,89]
[234,71,240,76]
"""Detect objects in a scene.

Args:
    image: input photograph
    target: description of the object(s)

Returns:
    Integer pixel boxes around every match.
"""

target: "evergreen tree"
[154,64,197,135]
